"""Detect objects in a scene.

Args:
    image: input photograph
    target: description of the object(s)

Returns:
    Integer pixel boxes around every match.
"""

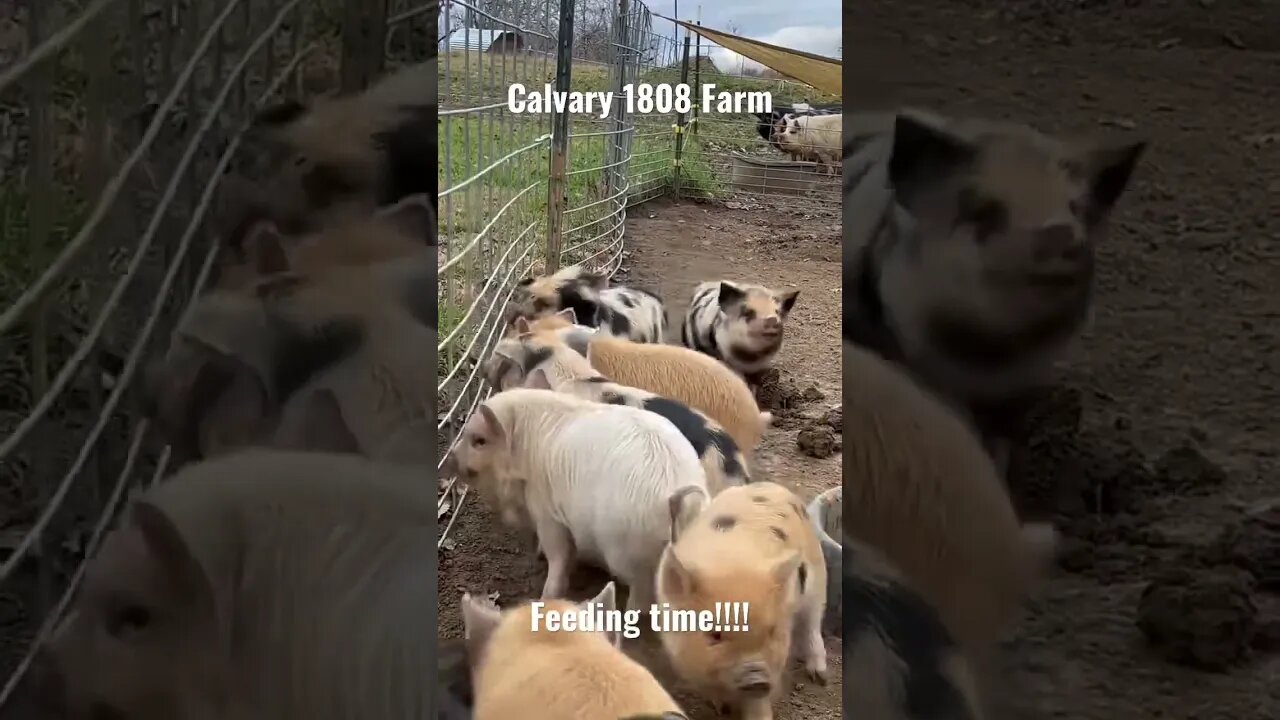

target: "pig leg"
[535,515,575,599]
[625,567,656,617]
[794,599,829,683]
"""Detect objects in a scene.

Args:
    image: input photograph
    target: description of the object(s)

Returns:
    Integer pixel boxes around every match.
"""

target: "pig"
[29,449,434,720]
[509,264,666,343]
[515,340,752,492]
[808,486,984,719]
[680,280,799,386]
[843,108,1146,475]
[842,340,1058,693]
[210,192,435,292]
[143,245,435,467]
[444,387,708,613]
[460,582,685,719]
[485,310,769,453]
[776,113,843,174]
[232,59,436,237]
[656,481,827,720]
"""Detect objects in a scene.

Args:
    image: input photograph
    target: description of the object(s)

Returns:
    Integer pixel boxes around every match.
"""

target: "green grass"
[435,51,840,349]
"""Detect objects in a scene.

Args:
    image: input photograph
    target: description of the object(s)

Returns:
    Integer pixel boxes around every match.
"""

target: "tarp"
[656,15,842,97]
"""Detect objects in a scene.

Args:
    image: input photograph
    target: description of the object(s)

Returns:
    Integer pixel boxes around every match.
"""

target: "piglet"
[446,388,708,614]
[30,449,434,720]
[656,481,827,720]
[461,582,684,720]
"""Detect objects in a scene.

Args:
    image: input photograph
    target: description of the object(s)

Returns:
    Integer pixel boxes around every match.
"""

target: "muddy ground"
[848,2,1279,718]
[436,196,843,719]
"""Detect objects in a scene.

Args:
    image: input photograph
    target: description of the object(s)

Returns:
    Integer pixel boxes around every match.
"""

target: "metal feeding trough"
[728,152,819,195]
[807,486,842,637]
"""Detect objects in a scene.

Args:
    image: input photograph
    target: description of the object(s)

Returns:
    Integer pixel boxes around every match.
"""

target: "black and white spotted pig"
[680,280,799,384]
[511,264,665,343]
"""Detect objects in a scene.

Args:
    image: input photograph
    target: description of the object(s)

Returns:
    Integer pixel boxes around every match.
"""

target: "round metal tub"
[728,152,819,195]
[807,485,842,637]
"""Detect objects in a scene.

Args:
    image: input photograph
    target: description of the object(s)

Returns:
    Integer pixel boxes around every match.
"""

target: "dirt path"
[848,3,1279,719]
[437,197,843,719]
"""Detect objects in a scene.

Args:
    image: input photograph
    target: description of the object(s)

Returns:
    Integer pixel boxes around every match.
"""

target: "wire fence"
[0,0,435,709]
[435,0,842,547]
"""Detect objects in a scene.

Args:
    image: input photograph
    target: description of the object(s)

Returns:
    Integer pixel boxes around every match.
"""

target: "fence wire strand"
[0,0,438,707]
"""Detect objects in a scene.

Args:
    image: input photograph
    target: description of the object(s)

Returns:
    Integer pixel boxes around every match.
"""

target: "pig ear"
[582,582,621,648]
[667,485,708,544]
[773,552,806,594]
[460,593,503,662]
[554,308,578,325]
[131,500,212,601]
[778,289,799,316]
[888,112,976,211]
[156,338,271,462]
[241,220,290,276]
[660,546,697,597]
[193,350,273,459]
[477,403,507,446]
[525,367,554,391]
[295,388,361,454]
[585,581,617,614]
[717,282,745,310]
[513,316,533,336]
[1074,139,1147,227]
[375,193,436,242]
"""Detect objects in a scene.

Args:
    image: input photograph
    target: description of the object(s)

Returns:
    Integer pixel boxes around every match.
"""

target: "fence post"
[340,0,389,91]
[671,34,690,199]
[605,0,630,200]
[544,0,577,275]
[692,21,701,136]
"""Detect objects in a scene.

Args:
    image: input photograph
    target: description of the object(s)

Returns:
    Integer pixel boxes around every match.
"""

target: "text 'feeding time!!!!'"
[507,83,772,119]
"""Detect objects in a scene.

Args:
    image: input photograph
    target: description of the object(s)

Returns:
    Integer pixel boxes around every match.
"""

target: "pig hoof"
[807,665,829,685]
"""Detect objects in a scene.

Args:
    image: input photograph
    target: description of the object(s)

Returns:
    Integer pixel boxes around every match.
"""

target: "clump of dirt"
[796,422,840,459]
[1153,444,1229,494]
[754,368,803,414]
[1211,508,1280,592]
[1136,567,1259,671]
[822,405,841,431]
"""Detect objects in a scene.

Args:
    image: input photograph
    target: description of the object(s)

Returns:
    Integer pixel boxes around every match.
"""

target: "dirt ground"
[436,197,843,719]
[848,2,1279,719]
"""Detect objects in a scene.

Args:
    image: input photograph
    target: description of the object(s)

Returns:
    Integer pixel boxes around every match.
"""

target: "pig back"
[147,450,436,719]
[546,406,706,570]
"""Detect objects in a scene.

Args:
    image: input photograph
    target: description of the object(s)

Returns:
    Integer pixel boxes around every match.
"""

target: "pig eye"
[471,435,486,448]
[108,604,153,638]
[706,630,723,644]
[740,308,756,321]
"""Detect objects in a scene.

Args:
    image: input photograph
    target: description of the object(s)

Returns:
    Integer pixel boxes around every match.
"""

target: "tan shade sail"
[657,15,842,97]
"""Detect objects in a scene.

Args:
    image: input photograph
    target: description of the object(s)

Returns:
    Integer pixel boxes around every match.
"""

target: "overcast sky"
[643,0,841,73]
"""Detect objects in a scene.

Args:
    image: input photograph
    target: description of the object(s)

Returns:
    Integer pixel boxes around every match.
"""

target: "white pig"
[444,387,708,614]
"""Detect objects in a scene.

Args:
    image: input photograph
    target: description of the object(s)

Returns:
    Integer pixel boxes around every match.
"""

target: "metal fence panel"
[0,0,435,708]
[435,0,679,546]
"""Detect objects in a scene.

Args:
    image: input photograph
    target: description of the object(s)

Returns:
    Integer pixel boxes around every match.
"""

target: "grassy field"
[435,50,839,356]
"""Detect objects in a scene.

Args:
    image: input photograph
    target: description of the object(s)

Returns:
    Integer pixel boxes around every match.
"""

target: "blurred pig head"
[31,499,224,719]
[141,289,281,468]
[460,581,621,668]
[656,548,804,706]
[444,402,529,529]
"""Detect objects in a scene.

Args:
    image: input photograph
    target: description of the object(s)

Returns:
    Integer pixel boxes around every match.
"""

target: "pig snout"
[733,661,772,697]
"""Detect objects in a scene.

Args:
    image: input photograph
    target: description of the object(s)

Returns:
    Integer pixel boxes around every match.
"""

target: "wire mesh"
[0,0,433,709]
[434,0,681,547]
